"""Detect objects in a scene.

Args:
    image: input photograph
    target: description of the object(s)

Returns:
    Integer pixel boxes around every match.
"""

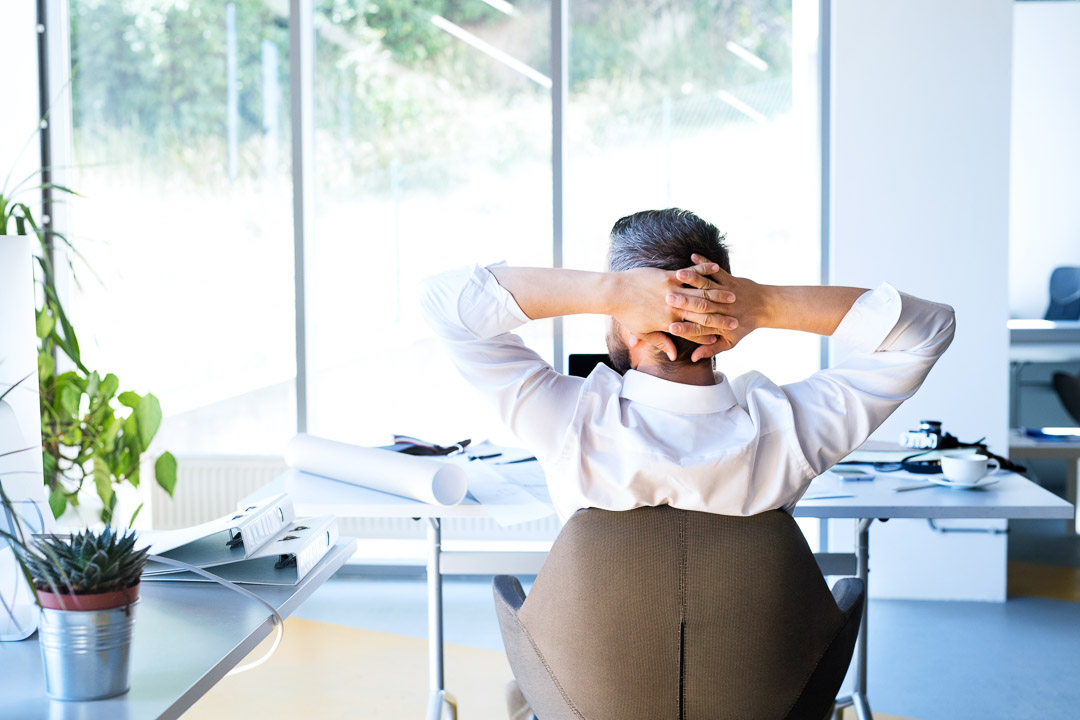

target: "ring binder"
[141,494,339,586]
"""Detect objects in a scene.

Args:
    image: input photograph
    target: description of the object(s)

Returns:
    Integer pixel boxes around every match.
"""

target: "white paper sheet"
[446,455,555,526]
[801,472,856,501]
[285,434,468,506]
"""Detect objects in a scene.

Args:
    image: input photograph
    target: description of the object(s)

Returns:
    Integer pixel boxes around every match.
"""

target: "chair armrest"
[493,575,526,613]
[831,577,864,618]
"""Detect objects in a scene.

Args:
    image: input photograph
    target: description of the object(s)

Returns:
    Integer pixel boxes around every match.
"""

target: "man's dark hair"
[607,208,729,369]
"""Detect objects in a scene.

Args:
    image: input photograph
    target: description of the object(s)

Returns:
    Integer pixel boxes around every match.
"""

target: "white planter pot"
[0,234,49,641]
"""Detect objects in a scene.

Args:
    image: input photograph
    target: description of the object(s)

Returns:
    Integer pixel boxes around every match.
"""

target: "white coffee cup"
[940,453,999,484]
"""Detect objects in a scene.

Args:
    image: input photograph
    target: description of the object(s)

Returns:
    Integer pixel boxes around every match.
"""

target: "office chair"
[1044,266,1080,321]
[1052,371,1080,425]
[493,505,864,720]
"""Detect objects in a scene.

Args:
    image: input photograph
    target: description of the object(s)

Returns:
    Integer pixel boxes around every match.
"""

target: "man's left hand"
[610,264,739,361]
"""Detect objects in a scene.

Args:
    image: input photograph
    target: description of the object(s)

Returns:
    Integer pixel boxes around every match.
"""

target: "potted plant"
[1,508,148,700]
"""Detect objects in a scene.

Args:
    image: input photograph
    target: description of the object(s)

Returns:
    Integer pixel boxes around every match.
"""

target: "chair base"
[833,692,873,719]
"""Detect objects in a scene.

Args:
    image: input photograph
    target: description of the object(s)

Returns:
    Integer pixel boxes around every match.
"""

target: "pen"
[497,456,538,465]
[893,484,936,492]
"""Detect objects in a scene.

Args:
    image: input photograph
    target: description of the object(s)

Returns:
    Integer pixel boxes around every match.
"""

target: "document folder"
[142,493,338,586]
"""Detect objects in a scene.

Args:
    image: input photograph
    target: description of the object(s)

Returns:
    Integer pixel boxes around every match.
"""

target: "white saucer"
[927,475,1000,490]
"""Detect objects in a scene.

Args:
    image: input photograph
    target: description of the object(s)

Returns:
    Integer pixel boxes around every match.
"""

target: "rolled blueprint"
[285,434,468,506]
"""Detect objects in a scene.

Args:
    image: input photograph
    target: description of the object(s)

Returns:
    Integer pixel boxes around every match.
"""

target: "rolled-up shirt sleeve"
[420,264,582,461]
[781,283,956,475]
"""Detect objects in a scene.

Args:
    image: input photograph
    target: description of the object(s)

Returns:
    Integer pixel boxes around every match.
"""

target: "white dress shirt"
[421,264,956,522]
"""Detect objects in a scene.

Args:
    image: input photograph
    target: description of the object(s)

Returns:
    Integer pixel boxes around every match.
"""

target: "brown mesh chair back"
[493,505,863,720]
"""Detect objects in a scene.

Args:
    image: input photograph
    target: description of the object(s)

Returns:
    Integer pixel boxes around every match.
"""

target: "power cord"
[145,555,284,676]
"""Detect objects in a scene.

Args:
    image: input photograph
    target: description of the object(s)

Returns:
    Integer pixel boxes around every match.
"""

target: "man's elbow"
[935,304,957,354]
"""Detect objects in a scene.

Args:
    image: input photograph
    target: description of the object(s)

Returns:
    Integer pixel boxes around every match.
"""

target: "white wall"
[0,4,41,201]
[830,0,1013,601]
[1010,1,1080,319]
[0,6,50,527]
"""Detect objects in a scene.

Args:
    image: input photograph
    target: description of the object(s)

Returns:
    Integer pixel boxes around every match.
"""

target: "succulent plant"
[21,527,148,596]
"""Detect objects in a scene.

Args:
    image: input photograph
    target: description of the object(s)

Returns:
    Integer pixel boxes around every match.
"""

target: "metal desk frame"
[245,469,1073,720]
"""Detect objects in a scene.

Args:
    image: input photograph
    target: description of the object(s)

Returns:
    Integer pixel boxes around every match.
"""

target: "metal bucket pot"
[38,600,138,701]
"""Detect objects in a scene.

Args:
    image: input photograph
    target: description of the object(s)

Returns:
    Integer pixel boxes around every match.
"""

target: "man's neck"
[631,360,717,386]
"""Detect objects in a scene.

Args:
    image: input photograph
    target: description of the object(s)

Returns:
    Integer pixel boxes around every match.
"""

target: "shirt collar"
[618,369,737,415]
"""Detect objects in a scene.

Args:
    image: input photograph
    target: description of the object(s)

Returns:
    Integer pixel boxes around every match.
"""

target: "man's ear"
[626,332,642,348]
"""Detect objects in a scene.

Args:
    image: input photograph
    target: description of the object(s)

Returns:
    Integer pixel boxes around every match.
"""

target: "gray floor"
[295,507,1080,720]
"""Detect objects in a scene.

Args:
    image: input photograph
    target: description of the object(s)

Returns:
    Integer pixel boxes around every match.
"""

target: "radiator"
[150,455,562,542]
[150,455,288,530]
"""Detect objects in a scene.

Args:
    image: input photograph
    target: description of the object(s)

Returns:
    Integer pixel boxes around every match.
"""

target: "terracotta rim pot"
[36,583,140,612]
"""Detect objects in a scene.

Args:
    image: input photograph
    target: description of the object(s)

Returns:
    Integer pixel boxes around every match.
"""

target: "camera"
[901,420,950,450]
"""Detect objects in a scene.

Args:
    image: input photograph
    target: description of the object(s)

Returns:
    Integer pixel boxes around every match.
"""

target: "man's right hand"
[666,254,773,361]
[668,254,870,361]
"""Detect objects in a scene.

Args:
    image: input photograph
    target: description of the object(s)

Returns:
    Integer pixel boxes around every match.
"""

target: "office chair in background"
[1044,266,1080,321]
[1044,267,1080,425]
[493,506,864,720]
[1052,371,1080,425]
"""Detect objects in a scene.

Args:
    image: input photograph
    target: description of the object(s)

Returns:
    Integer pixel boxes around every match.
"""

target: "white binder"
[142,493,338,586]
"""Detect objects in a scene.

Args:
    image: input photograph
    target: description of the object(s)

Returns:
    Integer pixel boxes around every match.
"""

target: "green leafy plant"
[2,154,177,526]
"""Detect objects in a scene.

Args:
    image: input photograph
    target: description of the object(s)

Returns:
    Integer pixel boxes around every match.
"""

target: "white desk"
[1008,320,1080,427]
[795,469,1072,718]
[1009,319,1080,348]
[0,538,357,719]
[246,468,1072,720]
[1009,429,1080,533]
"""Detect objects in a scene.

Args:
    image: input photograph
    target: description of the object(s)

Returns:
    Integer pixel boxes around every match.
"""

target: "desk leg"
[835,518,874,720]
[1010,361,1027,429]
[1068,460,1079,535]
[427,518,455,720]
[852,518,874,719]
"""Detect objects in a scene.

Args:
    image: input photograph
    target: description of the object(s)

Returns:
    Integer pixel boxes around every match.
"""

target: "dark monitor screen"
[568,353,614,378]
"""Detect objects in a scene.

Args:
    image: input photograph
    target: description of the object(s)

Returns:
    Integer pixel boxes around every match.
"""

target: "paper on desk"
[447,454,555,527]
[799,472,855,501]
[502,460,550,501]
[467,440,551,500]
[285,433,468,506]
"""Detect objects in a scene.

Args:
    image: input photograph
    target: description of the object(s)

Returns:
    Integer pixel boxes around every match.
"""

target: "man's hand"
[488,263,744,362]
[608,263,739,361]
[665,254,773,361]
[665,253,870,361]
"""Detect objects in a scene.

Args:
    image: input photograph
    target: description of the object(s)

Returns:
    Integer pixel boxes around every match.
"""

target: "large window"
[57,0,820,455]
[68,1,296,453]
[307,1,553,446]
[563,0,822,384]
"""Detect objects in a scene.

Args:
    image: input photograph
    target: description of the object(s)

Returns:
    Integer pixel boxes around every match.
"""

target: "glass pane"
[309,0,553,446]
[564,0,821,384]
[68,0,296,453]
